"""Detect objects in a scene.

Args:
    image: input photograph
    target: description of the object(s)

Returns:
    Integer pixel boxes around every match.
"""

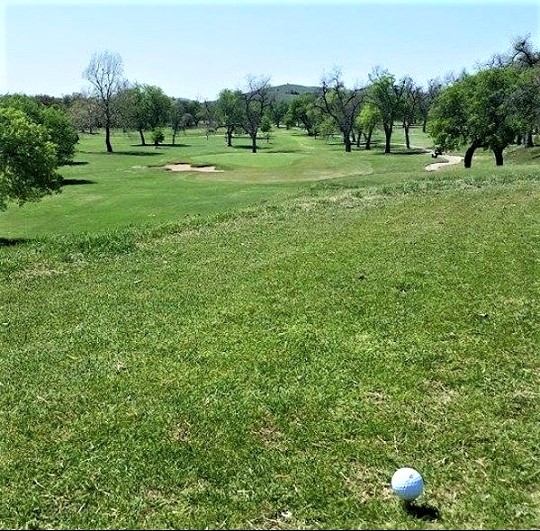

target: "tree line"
[0,37,539,210]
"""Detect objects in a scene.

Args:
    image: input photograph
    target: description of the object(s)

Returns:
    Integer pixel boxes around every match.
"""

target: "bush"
[151,127,165,146]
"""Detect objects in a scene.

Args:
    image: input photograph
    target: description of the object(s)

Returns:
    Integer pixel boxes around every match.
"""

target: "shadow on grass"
[404,501,440,522]
[375,149,428,156]
[78,150,162,156]
[233,144,271,151]
[61,178,96,186]
[0,238,30,247]
[130,143,190,148]
[63,161,89,166]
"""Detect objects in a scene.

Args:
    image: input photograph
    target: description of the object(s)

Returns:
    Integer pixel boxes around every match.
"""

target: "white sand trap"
[164,163,224,173]
[426,155,463,171]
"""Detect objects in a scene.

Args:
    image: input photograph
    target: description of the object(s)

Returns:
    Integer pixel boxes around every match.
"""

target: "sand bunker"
[426,155,463,171]
[164,163,224,173]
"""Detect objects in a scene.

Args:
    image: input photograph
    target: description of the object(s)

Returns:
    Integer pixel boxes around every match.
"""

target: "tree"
[239,75,272,153]
[116,84,148,144]
[429,67,520,167]
[368,68,406,154]
[418,79,443,133]
[170,98,186,145]
[184,100,202,127]
[68,92,100,134]
[401,77,422,149]
[268,100,288,128]
[117,84,172,146]
[356,103,381,150]
[286,93,321,136]
[490,36,540,146]
[260,114,272,142]
[144,85,172,132]
[318,70,364,152]
[0,107,61,211]
[510,67,540,146]
[83,50,125,153]
[215,89,244,147]
[0,95,79,164]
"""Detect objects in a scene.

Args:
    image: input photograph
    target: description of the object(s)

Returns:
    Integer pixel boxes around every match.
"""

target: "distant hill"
[268,84,321,102]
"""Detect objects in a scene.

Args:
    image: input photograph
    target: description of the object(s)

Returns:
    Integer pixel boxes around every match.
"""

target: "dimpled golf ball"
[391,467,424,501]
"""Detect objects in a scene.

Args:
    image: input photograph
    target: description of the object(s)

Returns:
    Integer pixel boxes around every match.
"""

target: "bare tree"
[240,75,272,153]
[318,69,364,152]
[83,51,125,153]
[401,77,422,149]
[418,78,443,133]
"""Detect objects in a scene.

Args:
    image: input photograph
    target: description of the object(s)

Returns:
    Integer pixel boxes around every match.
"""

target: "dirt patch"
[164,163,224,173]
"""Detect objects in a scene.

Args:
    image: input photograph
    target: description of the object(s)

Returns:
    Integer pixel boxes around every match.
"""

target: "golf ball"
[391,467,424,501]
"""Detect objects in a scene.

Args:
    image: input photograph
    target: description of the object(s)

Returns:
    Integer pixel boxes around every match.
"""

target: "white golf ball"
[391,467,424,501]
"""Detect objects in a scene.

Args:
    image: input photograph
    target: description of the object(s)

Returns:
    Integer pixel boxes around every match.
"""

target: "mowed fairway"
[1,129,430,238]
[1,130,539,529]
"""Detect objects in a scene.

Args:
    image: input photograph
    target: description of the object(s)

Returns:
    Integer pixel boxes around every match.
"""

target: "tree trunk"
[172,130,177,146]
[251,133,257,153]
[384,123,392,154]
[422,116,427,133]
[227,127,233,147]
[404,123,411,149]
[464,143,478,168]
[493,146,504,166]
[105,126,113,153]
[356,129,362,148]
[139,129,146,146]
[526,130,534,147]
[365,127,374,150]
[343,131,352,153]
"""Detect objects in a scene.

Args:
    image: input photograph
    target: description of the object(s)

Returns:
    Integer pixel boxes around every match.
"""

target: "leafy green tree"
[510,67,540,145]
[0,94,78,164]
[0,107,61,211]
[83,50,125,153]
[117,84,171,145]
[318,117,337,143]
[318,70,363,152]
[215,89,244,147]
[356,103,381,150]
[286,93,321,136]
[144,85,172,132]
[367,68,407,154]
[268,100,288,128]
[117,85,149,145]
[184,100,202,127]
[429,67,520,167]
[260,114,272,142]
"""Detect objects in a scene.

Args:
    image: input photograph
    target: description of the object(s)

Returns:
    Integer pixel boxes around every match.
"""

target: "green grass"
[0,127,435,239]
[1,128,539,529]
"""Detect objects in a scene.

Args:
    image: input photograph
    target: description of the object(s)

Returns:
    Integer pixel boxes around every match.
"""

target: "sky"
[1,0,539,100]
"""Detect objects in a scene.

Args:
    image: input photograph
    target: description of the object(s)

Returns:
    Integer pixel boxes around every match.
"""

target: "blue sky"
[1,0,539,100]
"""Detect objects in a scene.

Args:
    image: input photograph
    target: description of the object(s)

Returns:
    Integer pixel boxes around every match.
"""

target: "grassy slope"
[1,132,539,529]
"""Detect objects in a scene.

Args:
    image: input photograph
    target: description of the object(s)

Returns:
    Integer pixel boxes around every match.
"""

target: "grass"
[1,128,539,529]
[0,127,434,239]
